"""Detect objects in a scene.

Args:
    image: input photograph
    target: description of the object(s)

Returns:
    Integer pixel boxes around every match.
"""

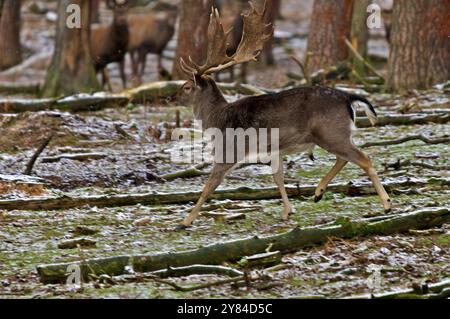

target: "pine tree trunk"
[350,0,370,76]
[90,0,100,24]
[387,0,450,92]
[0,0,22,70]
[41,0,100,97]
[307,0,354,74]
[257,0,278,65]
[172,0,213,80]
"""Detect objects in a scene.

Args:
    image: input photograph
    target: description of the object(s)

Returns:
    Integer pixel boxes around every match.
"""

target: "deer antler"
[180,1,273,77]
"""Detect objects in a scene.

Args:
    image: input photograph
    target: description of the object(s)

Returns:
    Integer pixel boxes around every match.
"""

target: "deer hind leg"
[101,68,112,91]
[334,144,391,212]
[179,163,236,228]
[314,157,348,203]
[272,160,294,220]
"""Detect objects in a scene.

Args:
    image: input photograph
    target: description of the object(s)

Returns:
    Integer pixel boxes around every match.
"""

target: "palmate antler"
[180,1,273,77]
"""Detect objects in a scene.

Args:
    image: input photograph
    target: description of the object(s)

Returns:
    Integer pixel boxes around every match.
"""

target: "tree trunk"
[41,0,100,97]
[387,0,450,92]
[254,0,278,65]
[307,0,354,74]
[90,0,100,24]
[172,0,213,80]
[350,0,370,76]
[0,0,22,70]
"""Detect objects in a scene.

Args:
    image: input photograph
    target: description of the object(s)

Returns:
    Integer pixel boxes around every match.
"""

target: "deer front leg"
[179,163,236,228]
[272,159,293,220]
[314,158,347,202]
[119,59,127,89]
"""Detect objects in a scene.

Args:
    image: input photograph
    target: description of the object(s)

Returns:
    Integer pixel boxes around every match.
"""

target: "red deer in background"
[127,3,178,85]
[90,0,129,90]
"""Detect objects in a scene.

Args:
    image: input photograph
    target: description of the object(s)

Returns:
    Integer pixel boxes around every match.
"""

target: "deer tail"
[348,95,378,126]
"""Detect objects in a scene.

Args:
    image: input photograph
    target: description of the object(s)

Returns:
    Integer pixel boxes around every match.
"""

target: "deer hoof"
[175,224,190,231]
[314,194,323,203]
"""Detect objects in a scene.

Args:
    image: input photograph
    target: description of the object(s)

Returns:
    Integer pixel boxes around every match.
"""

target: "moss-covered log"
[36,207,450,284]
[0,177,446,211]
[0,94,130,113]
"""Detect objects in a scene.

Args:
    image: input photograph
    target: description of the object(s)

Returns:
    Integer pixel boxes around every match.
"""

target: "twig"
[361,134,450,148]
[24,135,53,175]
[291,55,312,85]
[344,38,384,80]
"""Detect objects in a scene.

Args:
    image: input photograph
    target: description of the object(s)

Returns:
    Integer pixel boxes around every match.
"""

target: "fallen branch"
[24,135,53,175]
[384,159,450,171]
[351,278,450,299]
[1,177,447,211]
[41,153,107,163]
[360,134,450,148]
[36,207,450,284]
[160,163,210,181]
[150,264,243,279]
[356,112,450,128]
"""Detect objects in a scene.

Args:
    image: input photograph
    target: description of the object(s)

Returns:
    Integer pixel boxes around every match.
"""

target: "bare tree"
[42,0,100,97]
[172,0,213,79]
[0,0,22,70]
[387,0,450,92]
[306,0,354,73]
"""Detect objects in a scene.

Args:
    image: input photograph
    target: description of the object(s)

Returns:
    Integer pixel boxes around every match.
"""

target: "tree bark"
[36,207,450,283]
[387,0,450,92]
[0,0,22,70]
[350,0,370,76]
[41,0,100,97]
[90,0,100,24]
[172,0,213,79]
[307,0,354,74]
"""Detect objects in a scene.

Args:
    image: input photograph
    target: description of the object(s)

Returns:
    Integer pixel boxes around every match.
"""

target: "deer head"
[177,1,273,110]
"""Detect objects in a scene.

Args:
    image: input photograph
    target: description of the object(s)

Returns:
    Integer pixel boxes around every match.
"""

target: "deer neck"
[193,82,228,129]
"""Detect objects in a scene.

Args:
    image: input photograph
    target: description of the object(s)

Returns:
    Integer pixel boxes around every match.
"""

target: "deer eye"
[184,86,192,93]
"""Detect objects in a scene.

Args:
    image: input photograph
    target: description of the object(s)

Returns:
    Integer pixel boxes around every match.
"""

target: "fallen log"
[36,207,450,284]
[360,134,450,148]
[0,94,130,113]
[356,112,450,128]
[0,83,40,95]
[0,177,447,211]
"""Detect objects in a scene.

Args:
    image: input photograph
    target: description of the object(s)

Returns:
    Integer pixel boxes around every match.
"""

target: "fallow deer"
[176,1,392,229]
[90,0,129,90]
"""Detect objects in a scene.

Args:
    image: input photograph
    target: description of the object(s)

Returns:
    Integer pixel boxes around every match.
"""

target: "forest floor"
[0,0,449,299]
[0,85,449,298]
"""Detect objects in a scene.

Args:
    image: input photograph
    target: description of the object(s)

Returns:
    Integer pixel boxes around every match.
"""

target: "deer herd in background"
[89,0,255,90]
